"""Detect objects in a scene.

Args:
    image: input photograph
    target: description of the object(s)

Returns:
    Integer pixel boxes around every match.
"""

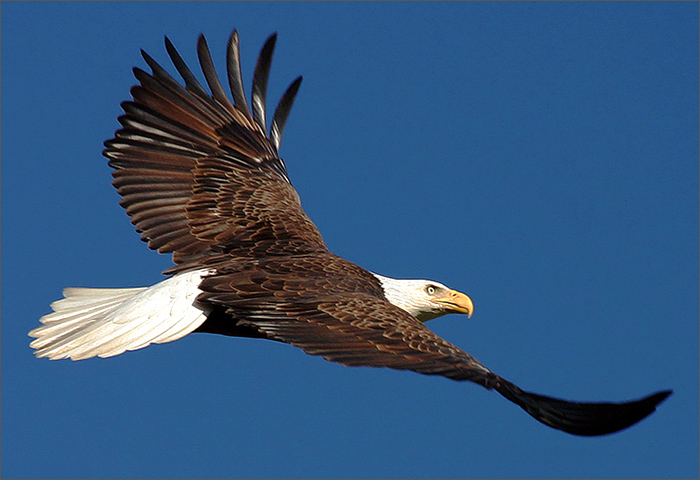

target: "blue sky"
[2,2,698,478]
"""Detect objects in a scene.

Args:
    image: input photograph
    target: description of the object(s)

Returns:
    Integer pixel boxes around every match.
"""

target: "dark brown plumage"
[30,30,671,436]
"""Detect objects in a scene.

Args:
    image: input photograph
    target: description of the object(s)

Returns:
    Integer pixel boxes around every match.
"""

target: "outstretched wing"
[198,255,671,436]
[103,31,326,273]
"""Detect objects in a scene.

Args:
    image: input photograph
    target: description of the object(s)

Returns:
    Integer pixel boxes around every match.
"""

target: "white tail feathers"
[29,269,214,360]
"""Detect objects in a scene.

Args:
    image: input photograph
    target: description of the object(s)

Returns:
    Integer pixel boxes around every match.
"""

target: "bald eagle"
[29,30,670,436]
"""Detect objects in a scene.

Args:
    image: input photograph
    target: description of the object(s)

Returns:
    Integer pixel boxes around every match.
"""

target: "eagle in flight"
[29,30,671,436]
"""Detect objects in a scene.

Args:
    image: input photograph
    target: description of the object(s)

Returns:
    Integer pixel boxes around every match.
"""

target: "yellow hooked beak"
[437,289,474,318]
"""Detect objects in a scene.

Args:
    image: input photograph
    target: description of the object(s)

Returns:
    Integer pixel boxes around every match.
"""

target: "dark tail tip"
[495,378,672,436]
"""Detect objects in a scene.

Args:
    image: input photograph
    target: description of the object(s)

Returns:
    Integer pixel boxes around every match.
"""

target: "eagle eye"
[426,285,437,295]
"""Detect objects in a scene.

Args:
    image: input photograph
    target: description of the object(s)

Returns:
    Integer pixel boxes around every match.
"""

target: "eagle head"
[372,274,474,322]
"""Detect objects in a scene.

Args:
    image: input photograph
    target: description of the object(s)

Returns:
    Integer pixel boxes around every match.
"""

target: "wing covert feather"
[196,254,495,384]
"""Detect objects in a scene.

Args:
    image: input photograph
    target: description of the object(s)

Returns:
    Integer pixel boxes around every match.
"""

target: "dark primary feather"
[164,37,210,100]
[103,30,670,436]
[270,76,302,153]
[251,33,276,132]
[225,30,252,120]
[198,35,234,115]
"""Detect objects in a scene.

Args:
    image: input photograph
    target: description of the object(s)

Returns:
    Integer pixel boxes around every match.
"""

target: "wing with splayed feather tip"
[103,31,325,273]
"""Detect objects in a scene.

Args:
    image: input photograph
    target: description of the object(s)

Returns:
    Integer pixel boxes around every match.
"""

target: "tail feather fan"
[29,269,213,360]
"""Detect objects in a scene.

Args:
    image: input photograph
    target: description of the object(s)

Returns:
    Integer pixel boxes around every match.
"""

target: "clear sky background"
[2,2,698,478]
